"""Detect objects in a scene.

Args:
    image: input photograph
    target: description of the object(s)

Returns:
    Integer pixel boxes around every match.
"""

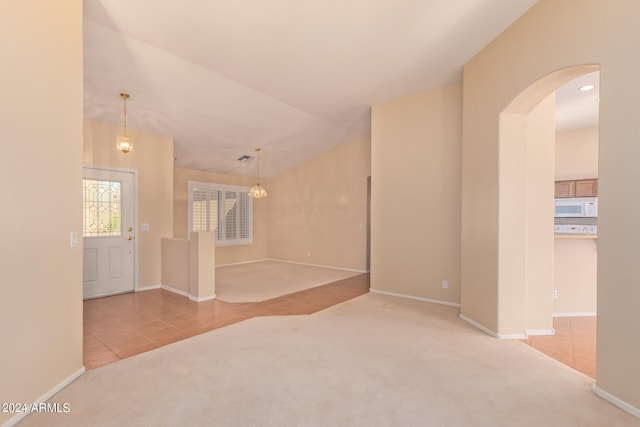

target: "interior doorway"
[552,71,599,322]
[499,65,600,377]
[522,71,600,378]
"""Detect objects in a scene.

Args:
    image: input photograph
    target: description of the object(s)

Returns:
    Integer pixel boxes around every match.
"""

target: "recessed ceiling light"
[579,84,595,92]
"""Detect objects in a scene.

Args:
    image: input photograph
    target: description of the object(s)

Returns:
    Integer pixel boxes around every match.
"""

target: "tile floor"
[521,316,596,378]
[84,274,370,370]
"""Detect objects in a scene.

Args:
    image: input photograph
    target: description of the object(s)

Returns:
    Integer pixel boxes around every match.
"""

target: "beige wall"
[174,167,269,265]
[268,135,371,271]
[462,0,640,411]
[554,239,598,314]
[0,1,83,424]
[371,84,462,304]
[554,126,599,315]
[161,238,190,293]
[555,127,599,180]
[84,120,174,288]
[496,93,556,335]
[524,95,556,332]
[467,91,557,336]
[497,112,527,332]
[189,232,216,300]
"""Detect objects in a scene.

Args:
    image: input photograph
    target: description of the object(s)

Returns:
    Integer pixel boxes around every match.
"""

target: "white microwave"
[554,197,598,218]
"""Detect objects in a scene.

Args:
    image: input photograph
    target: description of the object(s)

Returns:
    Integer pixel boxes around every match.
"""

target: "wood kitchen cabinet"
[575,179,598,197]
[555,179,597,198]
[555,180,575,198]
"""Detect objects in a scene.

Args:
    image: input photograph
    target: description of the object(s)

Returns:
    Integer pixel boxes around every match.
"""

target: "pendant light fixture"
[248,147,267,198]
[116,93,133,153]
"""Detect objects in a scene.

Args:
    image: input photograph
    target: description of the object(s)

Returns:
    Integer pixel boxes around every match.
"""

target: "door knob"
[127,236,133,240]
[127,227,133,232]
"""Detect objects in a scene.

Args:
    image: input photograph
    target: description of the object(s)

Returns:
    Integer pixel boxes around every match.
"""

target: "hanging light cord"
[120,93,130,136]
[255,147,261,183]
[123,96,127,136]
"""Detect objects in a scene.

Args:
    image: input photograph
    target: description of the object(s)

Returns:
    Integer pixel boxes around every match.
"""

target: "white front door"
[82,167,136,299]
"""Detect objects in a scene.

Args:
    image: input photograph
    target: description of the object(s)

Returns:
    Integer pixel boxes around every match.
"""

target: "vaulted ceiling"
[83,0,539,178]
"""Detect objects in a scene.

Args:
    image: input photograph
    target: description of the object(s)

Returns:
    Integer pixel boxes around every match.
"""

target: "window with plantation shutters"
[224,191,237,240]
[238,192,250,239]
[188,182,253,246]
[191,187,219,236]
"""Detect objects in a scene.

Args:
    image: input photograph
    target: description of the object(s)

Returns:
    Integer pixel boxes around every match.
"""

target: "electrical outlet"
[442,280,448,289]
[70,232,78,248]
[552,290,558,299]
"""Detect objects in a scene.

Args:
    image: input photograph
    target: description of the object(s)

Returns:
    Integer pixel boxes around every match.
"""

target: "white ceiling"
[555,71,600,133]
[83,0,540,178]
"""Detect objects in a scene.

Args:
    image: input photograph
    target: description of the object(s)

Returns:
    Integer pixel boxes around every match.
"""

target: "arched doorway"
[497,64,599,336]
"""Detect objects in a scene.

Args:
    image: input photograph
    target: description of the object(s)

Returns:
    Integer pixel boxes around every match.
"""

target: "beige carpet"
[214,260,361,302]
[19,293,639,427]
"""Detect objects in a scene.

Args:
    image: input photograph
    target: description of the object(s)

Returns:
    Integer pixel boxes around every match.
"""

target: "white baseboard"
[268,258,367,274]
[215,258,368,273]
[216,259,270,268]
[592,386,640,419]
[525,329,555,336]
[189,294,216,302]
[161,285,216,303]
[160,285,190,298]
[3,367,85,427]
[459,314,500,338]
[370,289,461,307]
[458,314,527,339]
[137,284,161,292]
[553,312,597,318]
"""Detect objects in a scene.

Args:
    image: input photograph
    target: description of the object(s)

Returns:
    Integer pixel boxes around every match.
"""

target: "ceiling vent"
[237,155,253,162]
